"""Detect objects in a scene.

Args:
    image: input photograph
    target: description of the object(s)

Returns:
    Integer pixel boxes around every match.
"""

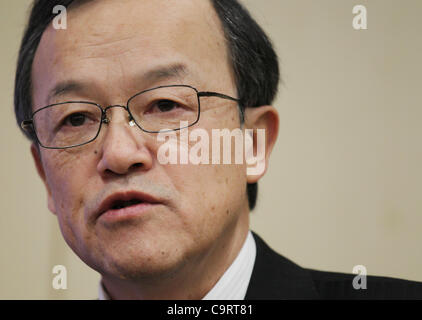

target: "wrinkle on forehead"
[62,0,226,50]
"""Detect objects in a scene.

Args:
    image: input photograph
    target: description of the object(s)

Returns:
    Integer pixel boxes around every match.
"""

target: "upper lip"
[95,190,161,219]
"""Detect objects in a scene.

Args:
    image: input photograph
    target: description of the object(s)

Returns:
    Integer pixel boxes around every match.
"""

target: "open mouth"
[96,191,162,221]
[111,199,144,210]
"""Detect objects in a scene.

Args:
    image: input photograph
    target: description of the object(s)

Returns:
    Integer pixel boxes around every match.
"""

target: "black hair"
[14,0,280,211]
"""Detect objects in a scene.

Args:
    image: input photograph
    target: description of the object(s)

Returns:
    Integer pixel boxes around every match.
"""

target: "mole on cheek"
[94,150,98,155]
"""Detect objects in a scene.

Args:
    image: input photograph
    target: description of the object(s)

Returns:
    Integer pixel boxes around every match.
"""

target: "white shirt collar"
[98,231,256,300]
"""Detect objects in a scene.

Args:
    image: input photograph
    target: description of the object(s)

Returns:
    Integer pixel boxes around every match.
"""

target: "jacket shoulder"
[248,232,422,299]
[306,268,422,299]
[246,232,320,299]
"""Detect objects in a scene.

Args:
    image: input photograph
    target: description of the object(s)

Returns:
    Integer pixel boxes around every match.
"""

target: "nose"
[96,106,153,176]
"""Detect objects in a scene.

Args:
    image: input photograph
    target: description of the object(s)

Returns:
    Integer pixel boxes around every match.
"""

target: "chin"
[96,247,189,282]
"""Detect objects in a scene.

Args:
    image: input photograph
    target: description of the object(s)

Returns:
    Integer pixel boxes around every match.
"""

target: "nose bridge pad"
[102,105,134,125]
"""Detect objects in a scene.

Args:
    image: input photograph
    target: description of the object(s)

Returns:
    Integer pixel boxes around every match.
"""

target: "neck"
[101,213,250,300]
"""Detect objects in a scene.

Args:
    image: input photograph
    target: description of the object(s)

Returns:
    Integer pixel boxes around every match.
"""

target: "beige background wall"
[1,0,421,299]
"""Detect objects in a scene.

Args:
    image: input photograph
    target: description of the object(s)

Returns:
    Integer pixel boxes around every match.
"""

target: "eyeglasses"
[21,84,240,149]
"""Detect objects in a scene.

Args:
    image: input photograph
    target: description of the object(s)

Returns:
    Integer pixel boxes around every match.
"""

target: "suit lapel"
[245,232,320,299]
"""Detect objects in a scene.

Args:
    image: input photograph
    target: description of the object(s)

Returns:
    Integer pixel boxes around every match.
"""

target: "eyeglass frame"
[21,84,241,150]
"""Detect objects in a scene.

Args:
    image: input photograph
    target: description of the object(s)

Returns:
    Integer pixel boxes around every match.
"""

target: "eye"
[153,100,180,113]
[64,113,87,127]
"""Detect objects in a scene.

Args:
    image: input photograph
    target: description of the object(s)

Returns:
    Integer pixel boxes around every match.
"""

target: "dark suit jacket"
[245,232,422,299]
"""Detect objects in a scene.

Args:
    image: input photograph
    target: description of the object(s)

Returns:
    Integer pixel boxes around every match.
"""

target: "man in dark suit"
[15,0,422,299]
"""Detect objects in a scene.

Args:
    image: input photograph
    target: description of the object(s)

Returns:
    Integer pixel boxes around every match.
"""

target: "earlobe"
[30,144,57,215]
[244,106,279,184]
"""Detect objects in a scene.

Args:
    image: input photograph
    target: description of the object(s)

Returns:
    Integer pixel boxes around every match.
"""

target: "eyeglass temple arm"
[198,91,245,123]
[198,91,240,103]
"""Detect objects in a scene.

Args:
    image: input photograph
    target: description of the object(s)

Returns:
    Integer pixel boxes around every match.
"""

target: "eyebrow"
[47,81,85,105]
[143,63,188,83]
[46,63,190,105]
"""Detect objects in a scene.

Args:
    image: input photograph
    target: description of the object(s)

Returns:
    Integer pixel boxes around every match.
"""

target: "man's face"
[31,0,250,281]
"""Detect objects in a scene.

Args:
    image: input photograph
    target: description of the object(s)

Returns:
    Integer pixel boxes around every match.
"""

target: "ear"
[244,105,279,184]
[30,143,57,215]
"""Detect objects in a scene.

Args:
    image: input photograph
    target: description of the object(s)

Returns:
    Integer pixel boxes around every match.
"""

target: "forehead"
[32,0,233,108]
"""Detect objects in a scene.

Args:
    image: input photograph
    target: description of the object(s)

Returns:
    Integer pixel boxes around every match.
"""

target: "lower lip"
[99,203,159,223]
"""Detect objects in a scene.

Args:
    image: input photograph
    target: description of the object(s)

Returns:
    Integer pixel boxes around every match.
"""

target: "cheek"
[163,160,247,222]
[41,150,99,254]
[160,109,247,213]
[43,150,96,212]
[160,163,245,250]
